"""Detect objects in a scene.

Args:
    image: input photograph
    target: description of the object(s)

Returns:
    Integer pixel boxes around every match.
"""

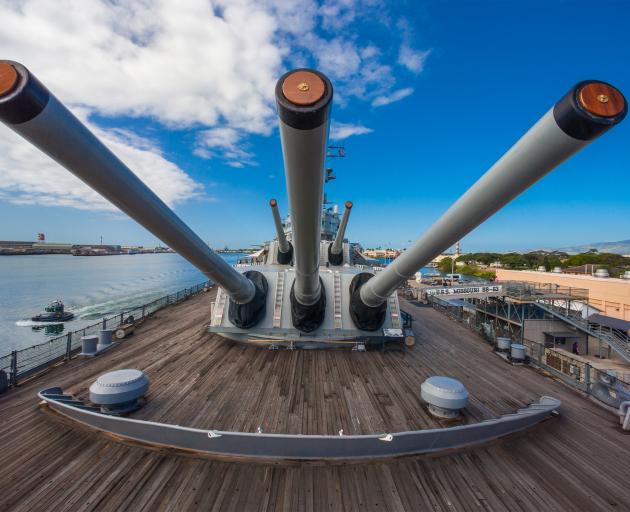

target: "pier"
[0,240,173,256]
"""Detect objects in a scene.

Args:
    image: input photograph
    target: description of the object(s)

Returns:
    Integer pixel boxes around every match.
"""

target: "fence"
[427,295,630,408]
[500,280,589,302]
[0,281,211,390]
[430,296,466,321]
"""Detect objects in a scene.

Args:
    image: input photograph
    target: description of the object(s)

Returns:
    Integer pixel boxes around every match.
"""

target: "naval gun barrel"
[0,61,257,306]
[329,201,352,265]
[269,199,293,264]
[352,80,626,329]
[276,69,333,332]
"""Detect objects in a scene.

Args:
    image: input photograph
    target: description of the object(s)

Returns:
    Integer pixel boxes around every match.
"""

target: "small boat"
[31,300,74,322]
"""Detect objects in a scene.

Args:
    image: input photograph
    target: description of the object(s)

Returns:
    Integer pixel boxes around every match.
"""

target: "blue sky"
[1,0,628,252]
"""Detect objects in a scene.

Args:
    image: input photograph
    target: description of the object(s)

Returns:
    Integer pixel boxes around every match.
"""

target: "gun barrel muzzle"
[358,80,626,310]
[331,201,352,256]
[276,69,333,308]
[269,198,290,254]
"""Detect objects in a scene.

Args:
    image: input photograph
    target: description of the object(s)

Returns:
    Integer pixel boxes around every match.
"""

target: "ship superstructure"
[282,197,342,242]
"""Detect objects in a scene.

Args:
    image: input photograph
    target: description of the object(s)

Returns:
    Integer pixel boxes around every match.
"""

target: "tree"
[438,257,453,273]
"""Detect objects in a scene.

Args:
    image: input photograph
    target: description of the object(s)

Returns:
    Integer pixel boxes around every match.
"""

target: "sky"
[0,0,628,252]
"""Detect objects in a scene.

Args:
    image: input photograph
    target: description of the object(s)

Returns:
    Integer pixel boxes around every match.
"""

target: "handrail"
[425,296,630,401]
[0,281,211,388]
[534,301,630,362]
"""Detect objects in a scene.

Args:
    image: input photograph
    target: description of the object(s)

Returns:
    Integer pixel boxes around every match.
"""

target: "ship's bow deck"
[1,291,629,511]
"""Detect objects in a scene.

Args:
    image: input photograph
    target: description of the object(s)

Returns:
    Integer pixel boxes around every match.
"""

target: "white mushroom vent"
[496,337,511,353]
[510,343,526,362]
[421,376,469,418]
[89,369,149,415]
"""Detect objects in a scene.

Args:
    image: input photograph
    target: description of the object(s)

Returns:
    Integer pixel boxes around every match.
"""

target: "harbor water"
[0,252,244,352]
[1,254,475,354]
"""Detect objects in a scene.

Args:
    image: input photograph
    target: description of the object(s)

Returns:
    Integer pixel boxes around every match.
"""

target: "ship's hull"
[30,312,74,322]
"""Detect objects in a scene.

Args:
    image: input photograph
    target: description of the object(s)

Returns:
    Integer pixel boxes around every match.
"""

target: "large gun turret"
[269,199,292,264]
[328,201,352,266]
[275,69,333,332]
[350,80,626,330]
[0,61,269,328]
[3,60,626,346]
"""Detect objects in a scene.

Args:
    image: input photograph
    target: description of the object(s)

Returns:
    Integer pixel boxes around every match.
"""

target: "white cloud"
[330,122,373,140]
[398,44,431,74]
[309,36,362,80]
[371,87,414,107]
[0,0,281,134]
[320,0,357,30]
[0,112,203,211]
[361,45,380,60]
[194,127,257,168]
[262,0,319,35]
[319,0,386,31]
[0,1,431,210]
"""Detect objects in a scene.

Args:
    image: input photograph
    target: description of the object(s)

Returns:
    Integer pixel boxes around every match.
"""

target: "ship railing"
[428,295,466,322]
[424,296,630,408]
[522,338,630,398]
[234,262,265,267]
[532,301,630,362]
[499,280,589,302]
[0,281,211,391]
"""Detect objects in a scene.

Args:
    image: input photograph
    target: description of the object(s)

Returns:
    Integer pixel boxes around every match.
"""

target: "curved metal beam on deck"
[38,389,560,461]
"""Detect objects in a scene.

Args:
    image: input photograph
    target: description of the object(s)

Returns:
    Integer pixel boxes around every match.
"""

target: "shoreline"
[0,251,174,256]
[0,249,254,256]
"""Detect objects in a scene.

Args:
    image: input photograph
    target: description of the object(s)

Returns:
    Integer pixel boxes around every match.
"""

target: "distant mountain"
[554,239,630,255]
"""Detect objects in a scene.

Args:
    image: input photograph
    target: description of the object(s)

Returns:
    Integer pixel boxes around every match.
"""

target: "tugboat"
[31,300,74,322]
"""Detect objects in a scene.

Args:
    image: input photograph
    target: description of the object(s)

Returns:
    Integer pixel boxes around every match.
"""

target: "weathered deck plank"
[0,291,629,511]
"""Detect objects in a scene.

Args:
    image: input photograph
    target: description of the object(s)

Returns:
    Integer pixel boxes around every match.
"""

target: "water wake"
[16,319,63,327]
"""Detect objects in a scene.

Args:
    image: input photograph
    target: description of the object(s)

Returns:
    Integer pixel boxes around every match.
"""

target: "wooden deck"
[1,290,629,510]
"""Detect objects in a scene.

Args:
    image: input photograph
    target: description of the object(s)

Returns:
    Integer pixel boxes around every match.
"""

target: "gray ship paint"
[39,389,561,461]
[359,83,626,309]
[331,201,352,257]
[276,70,333,307]
[269,199,291,255]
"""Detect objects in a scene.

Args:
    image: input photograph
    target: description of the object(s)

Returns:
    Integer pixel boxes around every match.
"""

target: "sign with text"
[425,284,503,297]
